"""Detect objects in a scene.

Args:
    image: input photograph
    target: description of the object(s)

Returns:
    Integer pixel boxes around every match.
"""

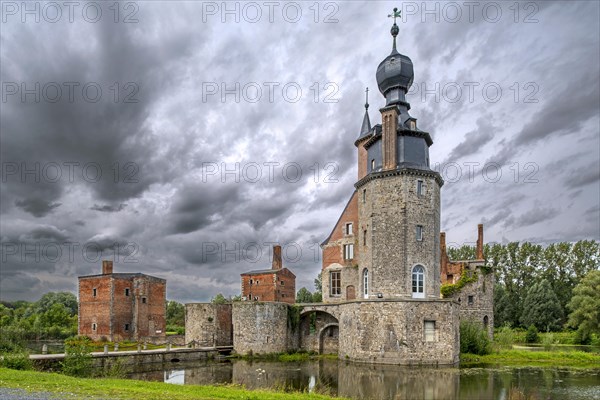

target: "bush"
[525,325,539,343]
[494,326,514,350]
[573,327,592,345]
[61,336,93,377]
[0,352,32,370]
[460,320,491,355]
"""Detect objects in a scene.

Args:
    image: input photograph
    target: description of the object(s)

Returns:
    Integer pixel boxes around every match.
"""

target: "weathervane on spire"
[388,7,401,52]
[365,87,369,110]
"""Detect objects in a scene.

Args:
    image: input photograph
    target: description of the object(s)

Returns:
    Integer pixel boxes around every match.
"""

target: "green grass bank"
[460,349,600,367]
[0,368,344,400]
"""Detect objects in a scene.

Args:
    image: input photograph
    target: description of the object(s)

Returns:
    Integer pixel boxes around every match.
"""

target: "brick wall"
[241,268,295,304]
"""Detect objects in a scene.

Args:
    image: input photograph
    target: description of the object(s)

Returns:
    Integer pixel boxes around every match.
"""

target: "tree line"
[448,240,599,341]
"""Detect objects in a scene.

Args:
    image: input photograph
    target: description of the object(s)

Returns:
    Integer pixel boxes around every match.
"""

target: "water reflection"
[130,360,600,400]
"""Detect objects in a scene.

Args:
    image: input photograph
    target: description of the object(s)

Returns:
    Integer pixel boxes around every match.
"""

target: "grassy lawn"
[461,349,600,368]
[0,368,344,400]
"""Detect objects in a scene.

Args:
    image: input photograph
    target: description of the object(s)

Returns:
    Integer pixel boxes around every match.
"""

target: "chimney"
[440,232,449,267]
[476,224,484,260]
[272,245,282,270]
[102,260,113,275]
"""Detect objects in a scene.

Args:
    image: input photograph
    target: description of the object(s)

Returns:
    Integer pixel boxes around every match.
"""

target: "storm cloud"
[1,1,598,302]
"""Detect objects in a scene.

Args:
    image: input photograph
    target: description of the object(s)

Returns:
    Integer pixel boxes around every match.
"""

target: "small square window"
[142,297,147,304]
[124,323,130,331]
[345,222,353,235]
[280,280,285,286]
[125,288,130,296]
[93,288,97,297]
[468,295,474,305]
[416,225,424,241]
[424,321,436,342]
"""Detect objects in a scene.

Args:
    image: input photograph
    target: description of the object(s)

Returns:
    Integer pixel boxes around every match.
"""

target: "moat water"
[129,359,600,400]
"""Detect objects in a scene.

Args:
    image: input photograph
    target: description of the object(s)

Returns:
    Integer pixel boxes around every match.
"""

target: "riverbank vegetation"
[460,349,600,367]
[0,368,344,400]
[449,240,599,343]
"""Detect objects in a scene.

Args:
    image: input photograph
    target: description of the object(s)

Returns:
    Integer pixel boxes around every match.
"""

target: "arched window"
[363,269,369,299]
[483,315,489,330]
[412,265,425,298]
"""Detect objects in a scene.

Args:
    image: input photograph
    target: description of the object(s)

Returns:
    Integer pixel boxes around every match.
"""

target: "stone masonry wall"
[185,303,233,347]
[358,172,441,299]
[232,302,297,355]
[337,299,459,365]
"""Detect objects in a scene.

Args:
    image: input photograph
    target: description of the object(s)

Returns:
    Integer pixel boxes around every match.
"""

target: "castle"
[186,13,493,365]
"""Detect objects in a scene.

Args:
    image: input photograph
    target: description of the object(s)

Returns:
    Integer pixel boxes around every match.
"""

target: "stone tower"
[354,11,443,300]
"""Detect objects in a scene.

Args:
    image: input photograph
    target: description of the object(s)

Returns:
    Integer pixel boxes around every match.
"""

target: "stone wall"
[447,265,495,339]
[185,303,233,347]
[337,299,459,365]
[322,264,359,302]
[358,172,441,299]
[232,302,297,355]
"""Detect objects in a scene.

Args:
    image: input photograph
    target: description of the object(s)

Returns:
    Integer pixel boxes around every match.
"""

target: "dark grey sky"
[1,1,599,302]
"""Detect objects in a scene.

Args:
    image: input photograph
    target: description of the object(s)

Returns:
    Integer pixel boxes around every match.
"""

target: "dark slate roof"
[78,272,165,282]
[241,268,296,277]
[360,109,371,137]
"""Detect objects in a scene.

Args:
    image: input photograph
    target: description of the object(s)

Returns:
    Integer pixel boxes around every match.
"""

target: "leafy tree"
[27,292,77,317]
[296,287,313,303]
[521,279,564,331]
[525,325,539,343]
[211,293,228,304]
[166,301,185,327]
[447,244,476,261]
[567,270,600,341]
[314,273,322,294]
[312,292,323,303]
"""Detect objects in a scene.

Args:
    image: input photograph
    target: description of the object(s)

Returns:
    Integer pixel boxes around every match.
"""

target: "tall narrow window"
[93,288,97,297]
[330,271,341,296]
[142,297,147,304]
[424,321,436,342]
[363,230,367,246]
[412,265,425,298]
[417,180,423,196]
[125,288,130,297]
[371,159,375,170]
[124,323,130,332]
[363,269,369,299]
[362,189,366,203]
[344,244,354,260]
[416,225,423,241]
[92,323,97,331]
[345,222,353,235]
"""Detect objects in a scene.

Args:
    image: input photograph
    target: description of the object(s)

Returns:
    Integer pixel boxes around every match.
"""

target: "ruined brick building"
[440,224,494,338]
[78,260,166,342]
[240,245,296,304]
[186,12,493,364]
